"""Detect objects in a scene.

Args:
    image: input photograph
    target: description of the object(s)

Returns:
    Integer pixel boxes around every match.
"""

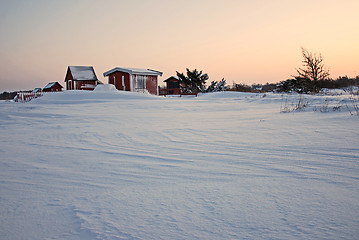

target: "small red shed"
[163,76,181,95]
[65,66,100,90]
[42,82,63,92]
[103,67,162,95]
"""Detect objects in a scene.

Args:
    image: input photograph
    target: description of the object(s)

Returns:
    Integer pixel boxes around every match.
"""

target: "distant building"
[103,67,162,95]
[65,66,100,90]
[163,76,181,95]
[32,88,42,93]
[42,82,63,92]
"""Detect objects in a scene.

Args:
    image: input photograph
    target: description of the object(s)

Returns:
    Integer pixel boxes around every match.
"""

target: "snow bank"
[1,91,358,239]
[94,84,118,92]
[31,89,158,104]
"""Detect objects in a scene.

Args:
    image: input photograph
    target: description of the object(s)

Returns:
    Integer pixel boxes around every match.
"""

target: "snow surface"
[0,91,358,239]
[94,84,118,92]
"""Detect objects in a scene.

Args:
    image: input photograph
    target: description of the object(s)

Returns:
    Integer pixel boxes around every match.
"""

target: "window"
[136,76,145,89]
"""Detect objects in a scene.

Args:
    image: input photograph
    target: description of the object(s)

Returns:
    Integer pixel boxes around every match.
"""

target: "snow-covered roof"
[43,82,62,90]
[164,76,179,82]
[32,88,42,93]
[103,67,163,77]
[69,66,98,81]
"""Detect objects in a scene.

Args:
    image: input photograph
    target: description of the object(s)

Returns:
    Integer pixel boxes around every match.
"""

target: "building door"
[136,75,146,92]
[68,80,72,90]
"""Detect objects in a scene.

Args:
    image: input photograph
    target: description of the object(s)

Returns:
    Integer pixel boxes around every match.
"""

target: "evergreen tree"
[214,78,226,91]
[176,68,209,93]
[206,81,218,92]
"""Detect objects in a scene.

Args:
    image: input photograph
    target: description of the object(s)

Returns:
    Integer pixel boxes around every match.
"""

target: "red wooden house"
[163,76,181,95]
[160,76,198,96]
[65,66,100,90]
[42,82,63,92]
[103,67,162,95]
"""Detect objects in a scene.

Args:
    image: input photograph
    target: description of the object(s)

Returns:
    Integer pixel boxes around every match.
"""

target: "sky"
[0,0,358,91]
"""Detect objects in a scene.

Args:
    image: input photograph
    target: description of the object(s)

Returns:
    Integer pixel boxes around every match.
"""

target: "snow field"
[0,90,358,239]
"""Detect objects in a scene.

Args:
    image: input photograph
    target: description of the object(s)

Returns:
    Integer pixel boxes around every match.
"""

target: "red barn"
[163,76,181,95]
[42,82,63,92]
[65,66,100,90]
[103,67,162,95]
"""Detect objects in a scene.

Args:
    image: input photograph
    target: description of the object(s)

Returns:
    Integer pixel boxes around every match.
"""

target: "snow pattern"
[0,91,358,239]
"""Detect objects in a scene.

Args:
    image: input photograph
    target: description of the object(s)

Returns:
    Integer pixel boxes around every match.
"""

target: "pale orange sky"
[0,0,358,91]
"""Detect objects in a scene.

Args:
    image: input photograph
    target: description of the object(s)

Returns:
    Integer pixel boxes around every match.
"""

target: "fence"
[159,88,197,97]
[16,92,43,103]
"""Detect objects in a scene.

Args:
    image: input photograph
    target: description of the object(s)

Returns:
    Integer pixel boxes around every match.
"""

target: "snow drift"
[0,91,358,239]
[94,84,118,92]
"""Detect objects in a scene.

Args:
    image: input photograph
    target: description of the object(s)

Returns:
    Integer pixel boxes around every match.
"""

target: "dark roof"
[68,66,98,81]
[164,76,180,82]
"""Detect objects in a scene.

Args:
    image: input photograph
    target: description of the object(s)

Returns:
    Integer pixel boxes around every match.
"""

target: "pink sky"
[0,0,358,91]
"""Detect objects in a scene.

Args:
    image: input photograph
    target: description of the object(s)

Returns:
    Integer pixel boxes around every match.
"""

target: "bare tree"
[295,47,330,91]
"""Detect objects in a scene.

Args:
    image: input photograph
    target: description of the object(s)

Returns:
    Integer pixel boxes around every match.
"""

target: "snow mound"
[94,84,118,92]
[1,91,358,239]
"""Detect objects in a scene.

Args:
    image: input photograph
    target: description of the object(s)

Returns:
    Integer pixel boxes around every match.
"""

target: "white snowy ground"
[0,88,358,240]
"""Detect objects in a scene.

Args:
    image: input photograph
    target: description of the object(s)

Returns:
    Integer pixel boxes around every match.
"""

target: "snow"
[103,67,163,77]
[94,84,118,92]
[69,66,98,80]
[0,91,358,239]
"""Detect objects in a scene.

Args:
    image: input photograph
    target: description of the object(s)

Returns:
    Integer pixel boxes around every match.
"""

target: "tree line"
[176,47,358,94]
[227,48,358,93]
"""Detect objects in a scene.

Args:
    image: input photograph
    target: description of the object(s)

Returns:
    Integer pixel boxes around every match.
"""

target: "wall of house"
[65,68,97,91]
[74,80,97,90]
[131,75,158,95]
[108,72,130,91]
[65,69,74,90]
[43,84,62,92]
[53,84,63,92]
[146,75,158,95]
[166,79,181,95]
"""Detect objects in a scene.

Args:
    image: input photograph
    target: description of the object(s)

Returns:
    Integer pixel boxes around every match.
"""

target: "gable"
[164,76,180,82]
[43,82,63,90]
[68,66,98,81]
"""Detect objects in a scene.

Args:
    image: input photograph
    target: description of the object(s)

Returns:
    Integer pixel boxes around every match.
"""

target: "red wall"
[43,83,63,92]
[108,72,130,91]
[65,68,96,90]
[146,75,158,95]
[107,71,158,95]
[165,79,181,95]
[65,69,73,90]
[75,80,97,90]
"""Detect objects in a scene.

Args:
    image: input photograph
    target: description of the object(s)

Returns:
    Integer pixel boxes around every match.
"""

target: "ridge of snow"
[0,91,358,239]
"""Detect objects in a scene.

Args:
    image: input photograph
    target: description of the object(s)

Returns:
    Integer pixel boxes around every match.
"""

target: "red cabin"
[163,76,181,95]
[103,67,162,95]
[65,66,100,90]
[42,82,63,92]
